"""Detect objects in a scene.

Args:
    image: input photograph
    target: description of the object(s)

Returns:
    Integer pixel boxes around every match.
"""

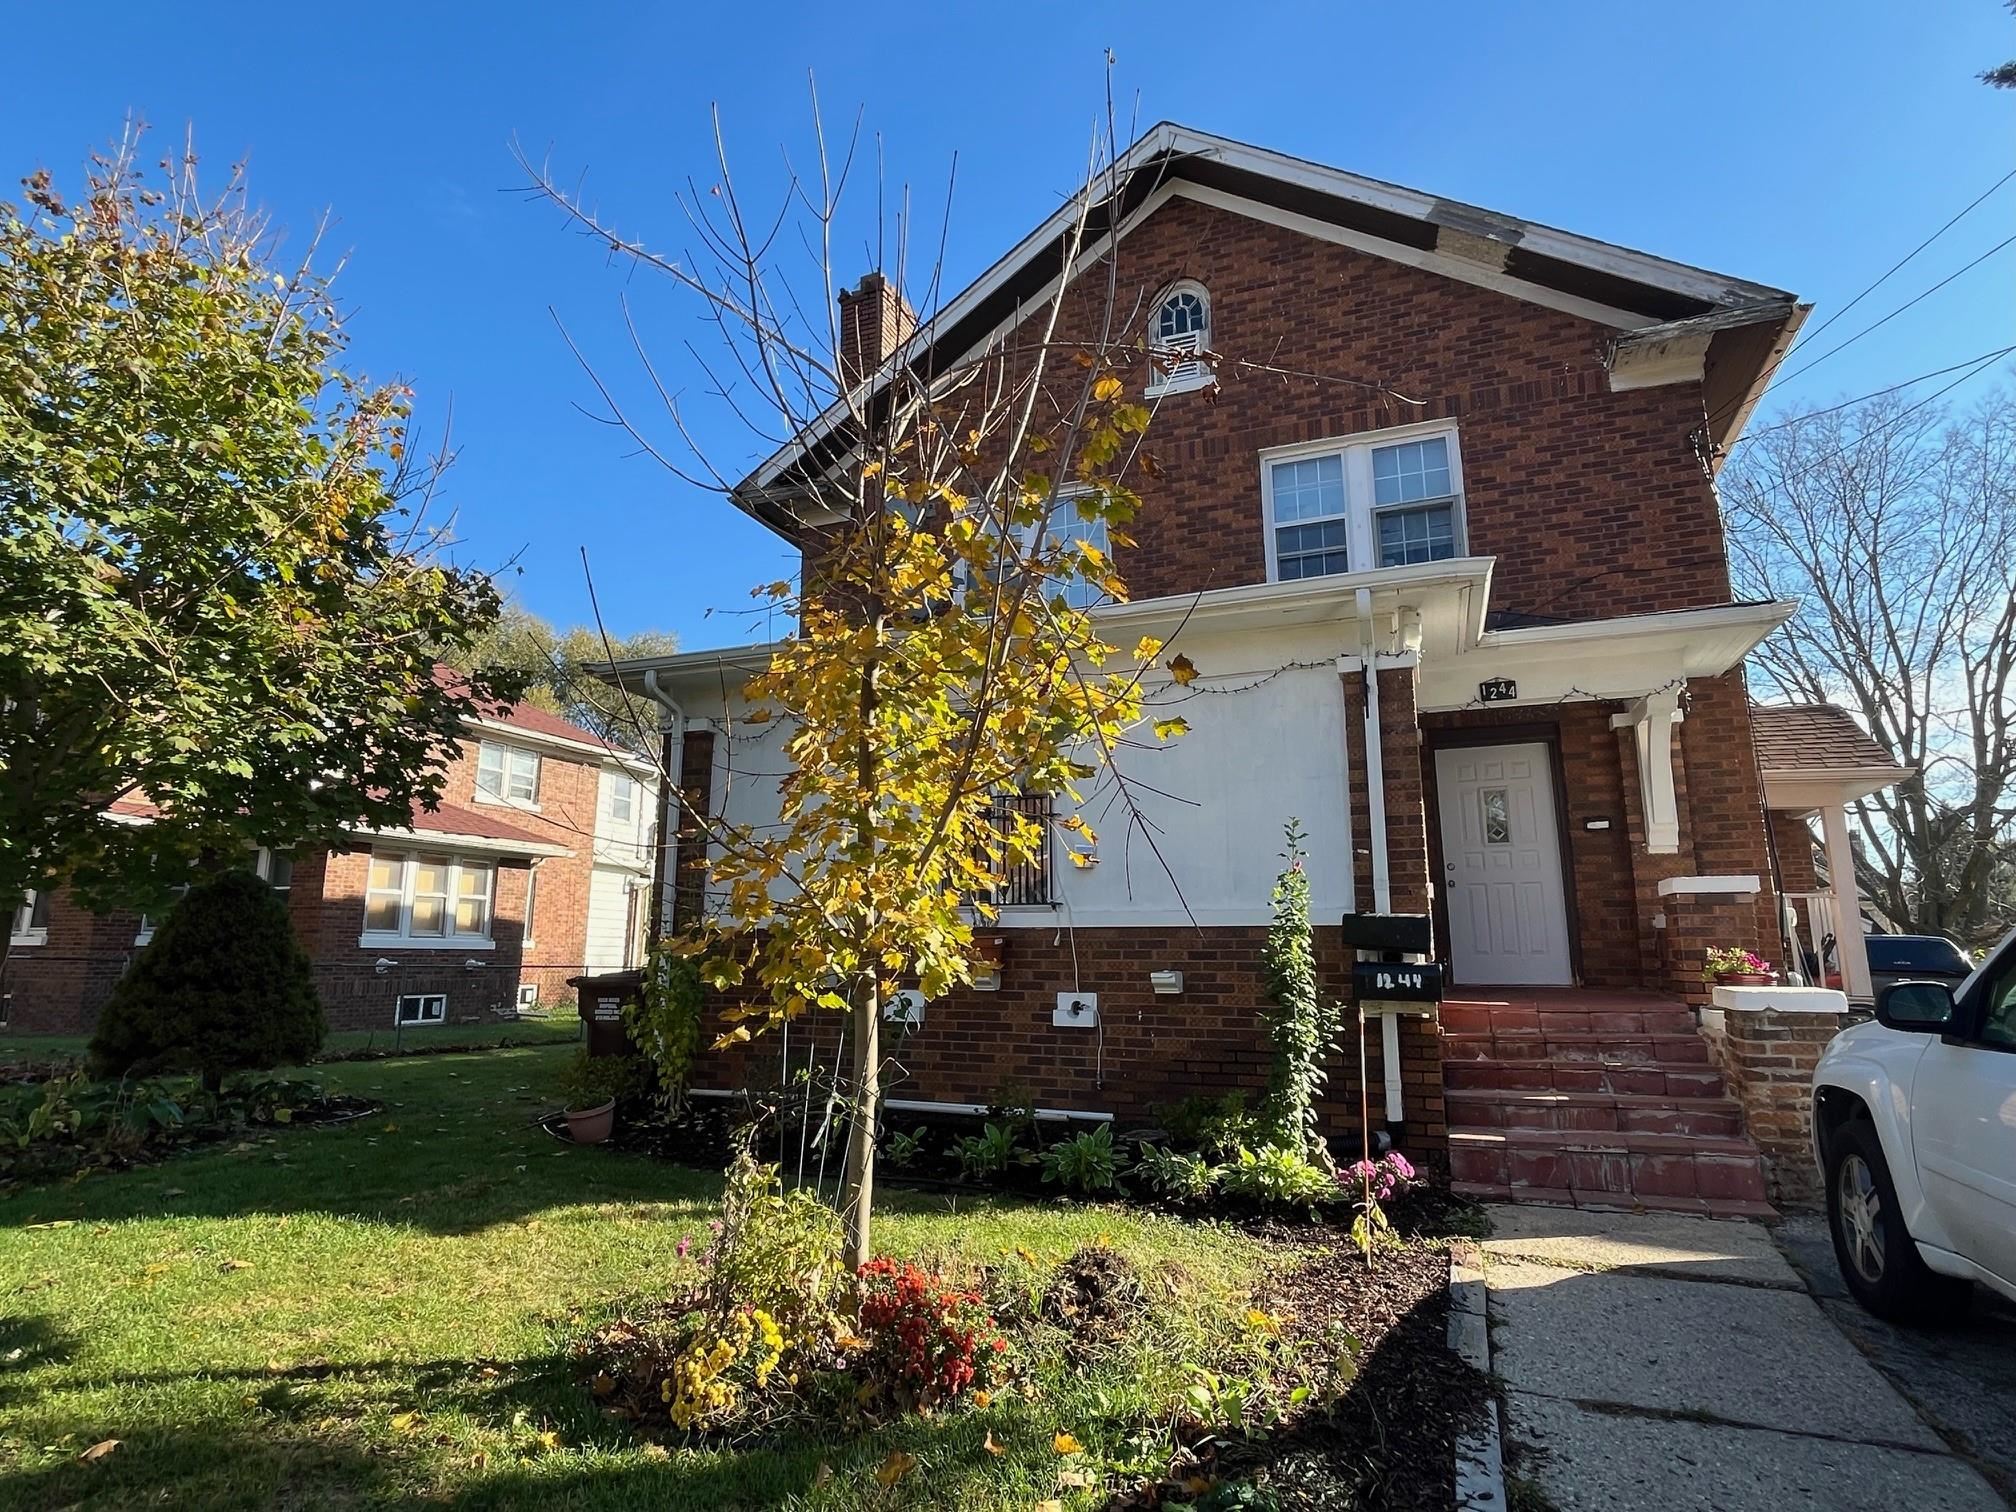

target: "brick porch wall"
[1700,1003,1867,1208]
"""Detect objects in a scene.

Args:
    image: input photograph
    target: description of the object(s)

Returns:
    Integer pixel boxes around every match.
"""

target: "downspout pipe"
[1354,588,1406,1132]
[640,669,686,939]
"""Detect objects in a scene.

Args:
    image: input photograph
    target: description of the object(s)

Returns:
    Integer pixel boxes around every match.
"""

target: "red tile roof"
[399,799,559,849]
[1751,703,1903,773]
[432,666,630,753]
[107,796,161,819]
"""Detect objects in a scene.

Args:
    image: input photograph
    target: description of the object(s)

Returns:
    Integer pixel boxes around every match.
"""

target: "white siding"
[584,864,636,971]
[684,620,1359,929]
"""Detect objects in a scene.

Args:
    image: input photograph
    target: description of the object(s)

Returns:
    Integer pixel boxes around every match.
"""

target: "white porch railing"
[1780,890,1842,988]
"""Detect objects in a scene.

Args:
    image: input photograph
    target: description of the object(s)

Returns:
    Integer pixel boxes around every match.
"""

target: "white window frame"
[516,982,539,1010]
[1145,280,1212,398]
[10,890,50,948]
[608,773,637,824]
[360,850,496,950]
[254,846,294,895]
[1258,419,1468,583]
[475,740,542,808]
[395,993,447,1026]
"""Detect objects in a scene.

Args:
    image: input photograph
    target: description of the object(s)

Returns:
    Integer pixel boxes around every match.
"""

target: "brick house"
[600,125,1897,1213]
[3,693,659,1036]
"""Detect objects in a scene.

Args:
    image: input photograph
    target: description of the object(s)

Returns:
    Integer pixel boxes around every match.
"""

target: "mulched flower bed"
[1119,1231,1489,1512]
[0,1092,381,1189]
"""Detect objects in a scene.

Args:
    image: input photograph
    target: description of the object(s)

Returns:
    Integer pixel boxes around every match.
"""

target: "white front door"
[1435,742,1573,986]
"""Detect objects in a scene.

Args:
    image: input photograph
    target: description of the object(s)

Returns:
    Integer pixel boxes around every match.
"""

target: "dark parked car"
[1863,934,1973,998]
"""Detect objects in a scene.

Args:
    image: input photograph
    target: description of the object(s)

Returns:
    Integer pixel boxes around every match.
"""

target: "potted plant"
[557,1051,638,1145]
[1703,946,1776,987]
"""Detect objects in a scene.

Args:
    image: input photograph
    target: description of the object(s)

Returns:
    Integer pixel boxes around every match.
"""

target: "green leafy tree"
[0,130,513,917]
[453,605,678,750]
[89,869,323,1091]
[1259,820,1342,1163]
[527,112,1195,1267]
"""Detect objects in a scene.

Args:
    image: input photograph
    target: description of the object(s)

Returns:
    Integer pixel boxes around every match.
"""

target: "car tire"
[1825,1117,1972,1325]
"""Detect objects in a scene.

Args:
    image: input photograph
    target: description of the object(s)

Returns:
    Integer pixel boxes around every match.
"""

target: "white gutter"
[685,1088,1112,1124]
[1355,587,1406,1129]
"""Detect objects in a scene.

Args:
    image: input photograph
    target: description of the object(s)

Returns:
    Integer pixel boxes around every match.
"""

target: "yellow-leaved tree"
[525,105,1203,1266]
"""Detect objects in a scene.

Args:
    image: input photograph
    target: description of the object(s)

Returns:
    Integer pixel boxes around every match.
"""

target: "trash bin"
[569,969,644,1060]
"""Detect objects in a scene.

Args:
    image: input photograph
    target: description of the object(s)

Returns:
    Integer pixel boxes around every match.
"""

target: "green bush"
[1217,1143,1340,1212]
[1039,1123,1123,1193]
[88,870,323,1091]
[557,1050,642,1112]
[1156,1091,1260,1159]
[1133,1143,1218,1201]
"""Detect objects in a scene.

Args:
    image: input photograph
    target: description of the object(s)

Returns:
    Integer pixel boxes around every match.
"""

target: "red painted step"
[1439,990,1776,1220]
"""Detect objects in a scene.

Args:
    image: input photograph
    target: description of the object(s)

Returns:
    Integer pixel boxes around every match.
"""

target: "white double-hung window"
[476,741,540,804]
[363,851,494,946]
[10,891,50,946]
[1260,423,1465,581]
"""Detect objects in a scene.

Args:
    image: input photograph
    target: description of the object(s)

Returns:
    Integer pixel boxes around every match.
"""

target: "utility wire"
[1705,165,2016,430]
[1765,233,2016,392]
[1732,343,2016,443]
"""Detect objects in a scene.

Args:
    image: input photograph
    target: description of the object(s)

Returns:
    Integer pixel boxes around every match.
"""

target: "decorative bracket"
[1611,687,1686,854]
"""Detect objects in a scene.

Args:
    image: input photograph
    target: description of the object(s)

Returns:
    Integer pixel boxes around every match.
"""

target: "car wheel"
[1825,1117,1971,1324]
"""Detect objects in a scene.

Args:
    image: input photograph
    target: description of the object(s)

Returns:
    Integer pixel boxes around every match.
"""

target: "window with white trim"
[396,993,447,1026]
[608,773,637,824]
[476,741,541,804]
[254,847,294,895]
[363,851,494,944]
[10,890,50,946]
[1045,506,1112,611]
[1146,282,1211,396]
[1260,424,1465,581]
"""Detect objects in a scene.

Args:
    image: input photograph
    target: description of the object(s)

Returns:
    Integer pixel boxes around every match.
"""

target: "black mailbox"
[1353,960,1444,1003]
[1339,911,1434,954]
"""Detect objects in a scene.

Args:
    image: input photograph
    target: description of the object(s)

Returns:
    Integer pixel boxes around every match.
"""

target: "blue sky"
[4,2,2011,649]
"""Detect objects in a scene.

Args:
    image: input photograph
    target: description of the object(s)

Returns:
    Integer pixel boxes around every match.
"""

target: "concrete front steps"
[1443,991,1775,1219]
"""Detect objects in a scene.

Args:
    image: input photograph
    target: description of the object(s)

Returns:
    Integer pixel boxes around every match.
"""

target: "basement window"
[396,993,447,1026]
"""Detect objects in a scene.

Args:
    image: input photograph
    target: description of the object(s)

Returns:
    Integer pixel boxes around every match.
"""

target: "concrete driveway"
[1478,1205,2008,1511]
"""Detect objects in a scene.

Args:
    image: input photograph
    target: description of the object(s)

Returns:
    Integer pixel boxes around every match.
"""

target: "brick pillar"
[1659,891,1763,1006]
[1700,1003,1864,1208]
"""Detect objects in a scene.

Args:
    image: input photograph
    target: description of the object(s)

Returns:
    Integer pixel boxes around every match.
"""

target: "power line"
[1728,345,2010,489]
[1766,233,2016,392]
[1706,165,2016,430]
[1732,343,2016,443]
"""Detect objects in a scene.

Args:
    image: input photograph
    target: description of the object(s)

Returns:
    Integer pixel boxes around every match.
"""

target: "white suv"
[1811,928,2016,1321]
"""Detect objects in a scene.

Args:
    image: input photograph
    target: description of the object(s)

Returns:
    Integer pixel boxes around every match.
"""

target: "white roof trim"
[341,823,574,860]
[463,715,656,776]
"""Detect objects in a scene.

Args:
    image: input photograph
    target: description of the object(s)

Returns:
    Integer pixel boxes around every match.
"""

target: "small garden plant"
[1702,945,1775,983]
[1038,1123,1123,1194]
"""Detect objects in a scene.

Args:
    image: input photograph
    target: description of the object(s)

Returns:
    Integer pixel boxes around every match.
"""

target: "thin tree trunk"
[839,981,880,1271]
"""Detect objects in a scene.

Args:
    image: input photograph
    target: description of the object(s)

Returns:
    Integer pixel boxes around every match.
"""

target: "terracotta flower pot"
[1717,972,1775,986]
[564,1098,616,1145]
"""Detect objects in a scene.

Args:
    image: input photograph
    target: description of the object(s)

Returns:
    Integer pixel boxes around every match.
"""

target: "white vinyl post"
[1820,801,1872,1001]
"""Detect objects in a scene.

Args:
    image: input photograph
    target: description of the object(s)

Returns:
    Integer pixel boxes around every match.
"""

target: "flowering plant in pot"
[1703,946,1776,986]
[557,1050,639,1144]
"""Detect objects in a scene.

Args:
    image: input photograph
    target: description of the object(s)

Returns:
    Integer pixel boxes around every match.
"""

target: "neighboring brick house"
[599,126,1892,1205]
[3,694,659,1036]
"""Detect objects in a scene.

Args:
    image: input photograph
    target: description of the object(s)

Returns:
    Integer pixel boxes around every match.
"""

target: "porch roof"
[1751,702,1911,810]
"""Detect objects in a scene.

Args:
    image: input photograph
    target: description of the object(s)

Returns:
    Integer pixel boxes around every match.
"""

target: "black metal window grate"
[984,792,1054,907]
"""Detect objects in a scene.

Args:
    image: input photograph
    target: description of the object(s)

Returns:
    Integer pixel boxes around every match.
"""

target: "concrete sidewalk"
[1479,1205,2006,1512]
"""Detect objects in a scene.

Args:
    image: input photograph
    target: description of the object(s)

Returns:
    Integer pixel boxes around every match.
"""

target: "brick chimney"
[836,272,918,388]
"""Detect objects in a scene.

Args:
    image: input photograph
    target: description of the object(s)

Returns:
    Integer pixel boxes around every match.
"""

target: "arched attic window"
[1145,281,1211,397]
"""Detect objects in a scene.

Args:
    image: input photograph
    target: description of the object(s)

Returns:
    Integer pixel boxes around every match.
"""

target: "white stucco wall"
[675,619,1363,930]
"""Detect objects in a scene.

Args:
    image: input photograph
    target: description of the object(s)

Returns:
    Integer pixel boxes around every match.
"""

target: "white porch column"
[1610,686,1685,853]
[1819,801,1872,1001]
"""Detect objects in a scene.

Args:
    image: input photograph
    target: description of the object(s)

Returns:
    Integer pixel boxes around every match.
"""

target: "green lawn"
[0,1046,1273,1510]
[0,1014,584,1067]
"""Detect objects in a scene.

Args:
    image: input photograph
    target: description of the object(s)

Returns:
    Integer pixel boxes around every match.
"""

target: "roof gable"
[734,122,1803,529]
